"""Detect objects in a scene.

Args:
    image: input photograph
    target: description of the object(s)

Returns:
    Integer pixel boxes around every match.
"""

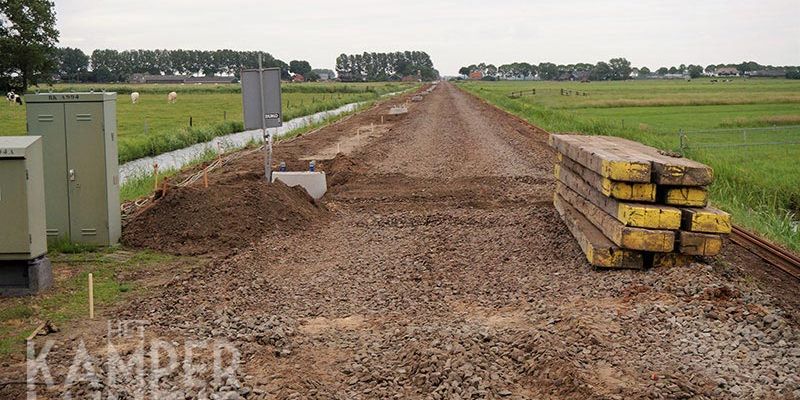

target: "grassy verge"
[0,249,176,356]
[459,82,800,253]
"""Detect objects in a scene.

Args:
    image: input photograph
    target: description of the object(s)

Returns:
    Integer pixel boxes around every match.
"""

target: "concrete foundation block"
[389,106,408,115]
[0,256,53,296]
[272,171,327,200]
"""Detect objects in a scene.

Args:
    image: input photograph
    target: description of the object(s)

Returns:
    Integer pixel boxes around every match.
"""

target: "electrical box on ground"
[0,136,52,296]
[25,92,121,246]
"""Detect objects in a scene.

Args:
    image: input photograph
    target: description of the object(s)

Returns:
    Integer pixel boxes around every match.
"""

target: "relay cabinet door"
[0,159,30,254]
[64,103,109,245]
[26,103,70,240]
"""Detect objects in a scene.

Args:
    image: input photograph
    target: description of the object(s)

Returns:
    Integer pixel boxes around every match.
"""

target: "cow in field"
[167,91,177,103]
[131,92,140,104]
[6,91,22,105]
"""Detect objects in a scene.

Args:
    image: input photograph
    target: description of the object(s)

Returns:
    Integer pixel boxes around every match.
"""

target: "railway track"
[460,86,800,283]
[730,225,800,281]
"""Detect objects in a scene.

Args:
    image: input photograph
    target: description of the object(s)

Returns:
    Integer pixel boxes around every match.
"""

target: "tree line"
[335,51,439,82]
[57,48,320,83]
[460,59,800,81]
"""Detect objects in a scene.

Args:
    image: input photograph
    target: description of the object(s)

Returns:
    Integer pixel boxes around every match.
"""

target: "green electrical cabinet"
[25,92,121,246]
[0,137,47,260]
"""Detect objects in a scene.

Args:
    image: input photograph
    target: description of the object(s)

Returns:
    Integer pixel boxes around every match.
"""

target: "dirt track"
[11,83,800,399]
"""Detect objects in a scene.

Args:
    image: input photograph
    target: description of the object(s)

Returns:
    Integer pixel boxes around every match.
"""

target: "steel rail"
[730,225,800,281]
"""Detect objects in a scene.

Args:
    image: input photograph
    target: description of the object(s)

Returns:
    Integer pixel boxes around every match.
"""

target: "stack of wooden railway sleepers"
[549,134,732,269]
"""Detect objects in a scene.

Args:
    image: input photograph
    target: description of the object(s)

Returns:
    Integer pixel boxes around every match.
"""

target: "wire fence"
[678,125,800,155]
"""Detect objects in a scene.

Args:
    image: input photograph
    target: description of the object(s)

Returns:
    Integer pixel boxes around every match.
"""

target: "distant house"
[292,74,305,83]
[129,74,236,84]
[716,67,740,76]
[746,70,785,78]
[555,72,573,81]
[185,76,237,84]
[558,71,593,81]
[574,71,591,82]
[468,71,483,80]
[129,74,190,84]
[318,73,331,81]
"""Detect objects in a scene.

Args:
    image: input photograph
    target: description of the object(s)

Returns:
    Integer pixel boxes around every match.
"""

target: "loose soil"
[6,83,799,400]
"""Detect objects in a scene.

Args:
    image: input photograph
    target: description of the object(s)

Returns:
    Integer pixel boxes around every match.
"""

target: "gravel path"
[12,82,799,400]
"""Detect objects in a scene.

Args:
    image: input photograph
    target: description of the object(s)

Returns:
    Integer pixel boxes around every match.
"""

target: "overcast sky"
[55,0,799,75]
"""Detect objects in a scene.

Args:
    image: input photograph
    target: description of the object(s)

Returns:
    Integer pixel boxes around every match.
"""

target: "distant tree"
[485,64,497,77]
[687,64,704,79]
[289,60,312,77]
[56,47,89,82]
[305,71,320,82]
[537,62,559,80]
[737,61,761,74]
[590,62,612,81]
[0,0,60,91]
[786,68,800,79]
[668,66,678,74]
[335,51,436,81]
[458,66,471,77]
[705,64,716,74]
[608,57,632,80]
[656,67,668,75]
[639,66,651,76]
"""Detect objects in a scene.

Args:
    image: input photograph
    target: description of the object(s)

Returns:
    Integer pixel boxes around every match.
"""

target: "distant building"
[129,74,190,84]
[318,73,331,81]
[746,70,785,78]
[574,71,591,82]
[129,74,236,84]
[292,74,305,83]
[185,76,237,84]
[716,67,740,76]
[468,71,483,80]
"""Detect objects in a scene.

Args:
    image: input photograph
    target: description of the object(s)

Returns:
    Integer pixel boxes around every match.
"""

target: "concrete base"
[272,171,327,200]
[0,256,53,296]
[389,106,408,115]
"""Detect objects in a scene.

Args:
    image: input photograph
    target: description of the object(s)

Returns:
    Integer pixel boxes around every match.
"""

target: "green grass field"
[0,82,414,163]
[459,78,800,253]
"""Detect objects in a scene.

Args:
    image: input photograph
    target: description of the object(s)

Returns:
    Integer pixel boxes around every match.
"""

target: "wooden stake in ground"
[203,168,209,188]
[153,163,159,191]
[88,273,94,319]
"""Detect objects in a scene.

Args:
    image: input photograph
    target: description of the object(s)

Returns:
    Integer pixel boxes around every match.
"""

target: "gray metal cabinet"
[24,93,121,246]
[0,137,47,260]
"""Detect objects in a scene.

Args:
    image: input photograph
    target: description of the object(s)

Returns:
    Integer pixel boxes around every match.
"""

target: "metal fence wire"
[679,125,800,154]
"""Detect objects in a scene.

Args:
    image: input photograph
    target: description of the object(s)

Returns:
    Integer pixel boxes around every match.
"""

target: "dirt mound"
[122,172,326,255]
[322,154,368,187]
